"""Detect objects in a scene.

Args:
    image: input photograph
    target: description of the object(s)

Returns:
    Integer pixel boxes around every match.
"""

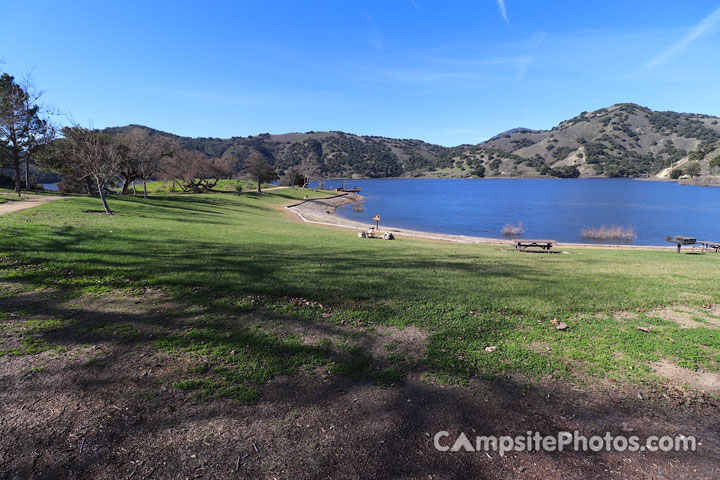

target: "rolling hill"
[103,103,720,179]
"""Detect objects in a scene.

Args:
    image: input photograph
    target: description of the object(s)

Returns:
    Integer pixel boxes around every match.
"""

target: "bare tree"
[244,152,278,192]
[163,150,231,193]
[34,135,97,194]
[297,139,323,187]
[60,126,125,214]
[119,128,176,198]
[0,72,54,196]
[115,148,140,195]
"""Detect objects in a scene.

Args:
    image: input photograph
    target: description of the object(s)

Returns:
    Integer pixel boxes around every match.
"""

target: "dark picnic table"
[512,239,558,253]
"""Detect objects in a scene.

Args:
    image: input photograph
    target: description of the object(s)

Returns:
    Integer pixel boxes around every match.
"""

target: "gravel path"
[0,194,66,216]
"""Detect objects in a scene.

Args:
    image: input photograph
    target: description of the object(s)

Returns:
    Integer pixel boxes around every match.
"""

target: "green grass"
[1,188,719,400]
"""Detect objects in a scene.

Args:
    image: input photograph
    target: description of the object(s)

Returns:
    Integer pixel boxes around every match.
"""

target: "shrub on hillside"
[683,161,701,177]
[669,168,684,179]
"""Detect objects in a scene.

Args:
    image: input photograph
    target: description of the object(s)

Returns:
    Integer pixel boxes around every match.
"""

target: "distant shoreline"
[316,176,720,186]
[286,193,676,250]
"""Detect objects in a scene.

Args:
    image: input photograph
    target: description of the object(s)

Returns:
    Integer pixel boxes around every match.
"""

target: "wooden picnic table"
[697,240,720,253]
[512,239,558,253]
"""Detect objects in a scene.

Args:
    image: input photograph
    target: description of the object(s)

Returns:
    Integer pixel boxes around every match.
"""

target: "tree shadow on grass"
[1,247,718,477]
[2,285,717,479]
[3,195,719,475]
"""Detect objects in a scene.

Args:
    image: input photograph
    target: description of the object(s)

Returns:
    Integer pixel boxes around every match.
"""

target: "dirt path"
[0,194,66,216]
[656,156,691,178]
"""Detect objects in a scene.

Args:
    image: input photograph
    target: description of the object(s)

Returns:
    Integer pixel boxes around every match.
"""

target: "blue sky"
[2,1,720,146]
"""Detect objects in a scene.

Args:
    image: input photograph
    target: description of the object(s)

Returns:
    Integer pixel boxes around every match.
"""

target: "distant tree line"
[8,70,720,192]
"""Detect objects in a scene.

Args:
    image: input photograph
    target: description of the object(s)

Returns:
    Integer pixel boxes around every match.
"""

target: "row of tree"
[1,69,281,215]
[39,127,280,214]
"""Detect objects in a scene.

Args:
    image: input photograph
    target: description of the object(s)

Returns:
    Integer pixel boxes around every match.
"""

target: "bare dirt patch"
[2,288,720,479]
[614,304,720,329]
[652,360,720,394]
[528,341,552,353]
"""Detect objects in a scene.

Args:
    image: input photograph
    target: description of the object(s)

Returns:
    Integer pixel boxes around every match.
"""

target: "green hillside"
[103,103,720,179]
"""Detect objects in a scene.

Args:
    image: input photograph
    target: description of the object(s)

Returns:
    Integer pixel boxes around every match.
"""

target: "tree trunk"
[143,179,148,199]
[96,178,112,215]
[132,183,137,195]
[120,175,136,195]
[13,160,21,197]
[257,180,262,193]
[24,158,31,190]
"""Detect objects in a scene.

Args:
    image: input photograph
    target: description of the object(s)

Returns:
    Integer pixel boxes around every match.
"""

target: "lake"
[314,178,720,246]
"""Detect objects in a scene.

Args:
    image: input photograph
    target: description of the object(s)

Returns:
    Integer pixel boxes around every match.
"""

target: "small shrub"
[581,225,636,241]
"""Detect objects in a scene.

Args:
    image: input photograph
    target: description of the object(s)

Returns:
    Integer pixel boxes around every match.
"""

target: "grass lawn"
[2,187,720,478]
[1,188,719,401]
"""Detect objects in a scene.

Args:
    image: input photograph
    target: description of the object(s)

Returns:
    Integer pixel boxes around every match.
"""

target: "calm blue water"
[314,178,720,246]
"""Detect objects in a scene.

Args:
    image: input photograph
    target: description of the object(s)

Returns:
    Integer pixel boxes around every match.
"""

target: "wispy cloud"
[409,0,420,11]
[496,0,509,24]
[365,15,384,52]
[515,31,547,80]
[639,5,720,71]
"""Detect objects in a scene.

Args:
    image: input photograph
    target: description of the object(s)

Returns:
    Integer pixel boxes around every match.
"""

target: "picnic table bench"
[512,239,558,253]
[697,240,720,253]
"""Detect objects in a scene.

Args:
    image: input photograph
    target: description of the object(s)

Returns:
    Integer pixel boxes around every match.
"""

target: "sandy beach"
[286,193,679,250]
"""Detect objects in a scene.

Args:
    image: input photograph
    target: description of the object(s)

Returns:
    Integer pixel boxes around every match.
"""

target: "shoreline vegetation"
[287,192,675,249]
[501,221,525,236]
[581,225,637,241]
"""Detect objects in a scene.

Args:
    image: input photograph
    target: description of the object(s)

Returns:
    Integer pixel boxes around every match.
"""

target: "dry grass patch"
[652,360,720,394]
[612,304,720,329]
